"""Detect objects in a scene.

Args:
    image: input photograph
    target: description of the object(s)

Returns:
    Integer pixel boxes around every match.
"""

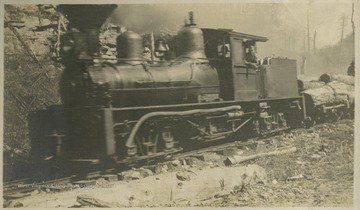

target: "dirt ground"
[6,119,354,208]
[177,119,354,207]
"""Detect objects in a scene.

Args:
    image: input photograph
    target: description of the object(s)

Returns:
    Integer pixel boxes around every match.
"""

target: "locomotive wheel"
[135,131,159,156]
[130,126,178,158]
[253,111,290,136]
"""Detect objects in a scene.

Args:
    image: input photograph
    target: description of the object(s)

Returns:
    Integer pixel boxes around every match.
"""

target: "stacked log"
[301,84,352,107]
[327,81,354,105]
[319,73,354,85]
[297,75,319,82]
[298,79,325,92]
[301,73,354,110]
[302,85,337,106]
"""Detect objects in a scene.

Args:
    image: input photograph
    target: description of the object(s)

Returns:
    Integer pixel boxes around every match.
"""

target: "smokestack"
[57,5,117,58]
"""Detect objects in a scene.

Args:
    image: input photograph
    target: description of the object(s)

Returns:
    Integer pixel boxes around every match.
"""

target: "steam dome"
[176,12,207,59]
[116,31,143,64]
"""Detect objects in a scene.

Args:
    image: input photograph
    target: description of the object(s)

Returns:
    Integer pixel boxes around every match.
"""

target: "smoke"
[108,4,272,34]
[107,3,308,57]
[107,3,354,75]
[108,5,185,34]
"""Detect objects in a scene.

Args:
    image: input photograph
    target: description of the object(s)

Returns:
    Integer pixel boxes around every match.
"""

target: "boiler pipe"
[125,105,242,148]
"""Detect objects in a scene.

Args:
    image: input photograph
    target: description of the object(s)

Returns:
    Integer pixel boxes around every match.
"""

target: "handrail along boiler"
[30,5,304,163]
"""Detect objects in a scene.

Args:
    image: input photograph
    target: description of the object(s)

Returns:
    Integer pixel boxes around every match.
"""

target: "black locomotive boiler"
[30,5,304,163]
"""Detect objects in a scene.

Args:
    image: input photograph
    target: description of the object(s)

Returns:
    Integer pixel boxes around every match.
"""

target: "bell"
[155,39,168,52]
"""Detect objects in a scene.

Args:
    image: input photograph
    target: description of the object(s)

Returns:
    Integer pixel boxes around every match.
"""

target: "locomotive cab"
[202,28,299,101]
[202,29,269,101]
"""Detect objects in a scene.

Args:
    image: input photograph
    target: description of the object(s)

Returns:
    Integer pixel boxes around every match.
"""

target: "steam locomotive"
[30,5,307,163]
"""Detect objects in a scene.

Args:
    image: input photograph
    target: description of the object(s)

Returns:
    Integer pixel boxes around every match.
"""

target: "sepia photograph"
[2,0,359,208]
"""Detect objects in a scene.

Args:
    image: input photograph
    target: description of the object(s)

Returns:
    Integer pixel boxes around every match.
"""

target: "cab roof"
[202,28,268,42]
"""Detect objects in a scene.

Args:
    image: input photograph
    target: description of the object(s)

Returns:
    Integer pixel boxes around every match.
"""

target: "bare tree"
[313,30,316,54]
[351,3,355,48]
[303,30,306,54]
[307,0,315,53]
[338,14,348,70]
[307,6,310,53]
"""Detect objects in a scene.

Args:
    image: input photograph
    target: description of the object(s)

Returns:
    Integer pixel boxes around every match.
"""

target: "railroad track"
[4,136,270,199]
[3,117,352,204]
[4,119,325,198]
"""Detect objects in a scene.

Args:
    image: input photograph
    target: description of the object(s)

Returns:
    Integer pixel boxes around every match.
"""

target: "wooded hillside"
[4,5,62,161]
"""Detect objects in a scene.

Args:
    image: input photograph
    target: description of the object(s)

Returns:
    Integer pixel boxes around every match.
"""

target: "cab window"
[217,43,231,58]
